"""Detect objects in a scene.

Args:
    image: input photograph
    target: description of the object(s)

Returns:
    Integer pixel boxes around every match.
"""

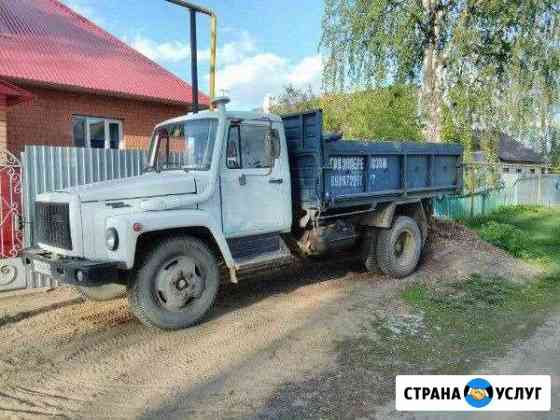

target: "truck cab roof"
[155,109,282,129]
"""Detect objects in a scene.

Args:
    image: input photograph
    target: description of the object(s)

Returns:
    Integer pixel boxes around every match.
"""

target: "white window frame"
[74,116,123,149]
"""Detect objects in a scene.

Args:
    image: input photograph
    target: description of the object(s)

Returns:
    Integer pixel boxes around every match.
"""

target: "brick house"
[0,0,208,155]
[0,79,33,152]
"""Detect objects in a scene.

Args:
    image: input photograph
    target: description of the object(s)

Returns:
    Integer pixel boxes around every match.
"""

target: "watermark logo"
[396,375,550,411]
[464,378,493,408]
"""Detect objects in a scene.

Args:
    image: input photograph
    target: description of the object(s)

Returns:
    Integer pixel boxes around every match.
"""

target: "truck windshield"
[148,119,218,171]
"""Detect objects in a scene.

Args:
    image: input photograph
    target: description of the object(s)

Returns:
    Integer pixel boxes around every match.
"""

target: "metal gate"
[0,150,25,292]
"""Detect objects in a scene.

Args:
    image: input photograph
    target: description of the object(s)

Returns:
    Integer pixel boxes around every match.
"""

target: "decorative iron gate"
[0,150,25,292]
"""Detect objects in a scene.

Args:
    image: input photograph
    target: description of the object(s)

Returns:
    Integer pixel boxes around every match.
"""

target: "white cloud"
[215,54,323,109]
[218,31,256,65]
[216,54,287,90]
[124,31,256,65]
[288,55,323,85]
[126,36,188,63]
[122,28,322,110]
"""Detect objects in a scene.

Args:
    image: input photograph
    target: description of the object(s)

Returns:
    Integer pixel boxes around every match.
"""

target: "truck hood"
[59,172,197,203]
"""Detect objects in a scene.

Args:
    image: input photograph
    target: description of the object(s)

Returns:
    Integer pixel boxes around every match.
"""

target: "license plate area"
[33,260,53,276]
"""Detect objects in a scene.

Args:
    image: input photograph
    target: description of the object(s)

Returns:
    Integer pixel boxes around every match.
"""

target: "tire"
[128,236,220,330]
[376,216,422,278]
[74,284,126,302]
[360,228,380,273]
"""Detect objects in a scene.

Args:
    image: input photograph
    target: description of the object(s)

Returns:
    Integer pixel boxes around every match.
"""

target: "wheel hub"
[155,257,205,311]
[177,278,188,290]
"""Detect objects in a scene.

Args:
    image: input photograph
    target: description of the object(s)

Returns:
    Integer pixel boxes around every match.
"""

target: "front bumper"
[22,248,121,287]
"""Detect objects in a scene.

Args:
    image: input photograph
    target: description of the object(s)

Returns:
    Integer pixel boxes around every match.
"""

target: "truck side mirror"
[264,128,281,167]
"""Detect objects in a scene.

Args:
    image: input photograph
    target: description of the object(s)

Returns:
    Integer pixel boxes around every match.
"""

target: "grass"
[337,273,560,378]
[464,205,560,270]
[399,273,560,372]
[337,205,560,380]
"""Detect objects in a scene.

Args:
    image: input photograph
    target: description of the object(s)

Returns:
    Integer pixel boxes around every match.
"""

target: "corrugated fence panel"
[514,175,560,207]
[435,175,560,220]
[21,145,147,289]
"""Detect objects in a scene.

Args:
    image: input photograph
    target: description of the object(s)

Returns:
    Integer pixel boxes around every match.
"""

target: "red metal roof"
[0,0,208,106]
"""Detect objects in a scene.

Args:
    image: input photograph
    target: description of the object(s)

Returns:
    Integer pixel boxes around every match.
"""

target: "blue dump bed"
[282,110,463,211]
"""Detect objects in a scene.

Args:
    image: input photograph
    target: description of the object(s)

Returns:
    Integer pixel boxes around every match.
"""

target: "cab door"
[220,121,291,238]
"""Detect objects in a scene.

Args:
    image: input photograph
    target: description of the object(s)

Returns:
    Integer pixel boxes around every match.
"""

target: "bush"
[490,205,542,220]
[479,222,525,257]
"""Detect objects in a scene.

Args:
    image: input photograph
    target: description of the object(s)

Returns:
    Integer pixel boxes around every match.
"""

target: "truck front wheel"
[376,216,422,278]
[128,236,220,330]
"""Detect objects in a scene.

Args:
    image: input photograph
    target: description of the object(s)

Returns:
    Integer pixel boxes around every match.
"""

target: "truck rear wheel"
[128,236,220,330]
[74,284,126,302]
[376,216,422,278]
[360,228,380,273]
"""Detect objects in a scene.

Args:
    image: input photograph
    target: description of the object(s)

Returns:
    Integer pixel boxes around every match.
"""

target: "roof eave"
[500,159,545,165]
[3,77,210,109]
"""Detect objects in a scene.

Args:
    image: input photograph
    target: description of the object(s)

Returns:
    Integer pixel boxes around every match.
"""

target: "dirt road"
[0,227,540,419]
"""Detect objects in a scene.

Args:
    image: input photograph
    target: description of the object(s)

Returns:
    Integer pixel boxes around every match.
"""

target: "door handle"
[269,178,283,184]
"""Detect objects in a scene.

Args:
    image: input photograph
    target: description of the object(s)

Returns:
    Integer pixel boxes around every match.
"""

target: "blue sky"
[60,0,325,109]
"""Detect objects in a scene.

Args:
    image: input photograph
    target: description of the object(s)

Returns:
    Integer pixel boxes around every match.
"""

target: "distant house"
[0,0,208,156]
[473,132,550,177]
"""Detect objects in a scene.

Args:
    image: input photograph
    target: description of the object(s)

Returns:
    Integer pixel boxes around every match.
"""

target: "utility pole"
[163,0,217,113]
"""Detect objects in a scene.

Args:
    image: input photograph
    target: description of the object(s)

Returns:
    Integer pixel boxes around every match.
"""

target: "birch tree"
[321,0,560,143]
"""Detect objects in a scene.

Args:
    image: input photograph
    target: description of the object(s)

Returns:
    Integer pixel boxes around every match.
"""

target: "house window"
[516,168,523,174]
[503,167,510,173]
[530,168,536,174]
[226,124,271,169]
[72,116,123,149]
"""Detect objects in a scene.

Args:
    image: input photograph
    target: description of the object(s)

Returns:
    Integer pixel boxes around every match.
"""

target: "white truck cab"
[24,98,294,329]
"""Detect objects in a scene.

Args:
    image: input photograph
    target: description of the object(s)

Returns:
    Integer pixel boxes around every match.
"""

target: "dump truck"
[22,97,463,330]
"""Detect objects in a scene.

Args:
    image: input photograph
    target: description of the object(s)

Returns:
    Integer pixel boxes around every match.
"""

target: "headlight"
[105,228,119,251]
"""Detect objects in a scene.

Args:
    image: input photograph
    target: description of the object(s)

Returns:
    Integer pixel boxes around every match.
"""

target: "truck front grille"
[35,202,73,250]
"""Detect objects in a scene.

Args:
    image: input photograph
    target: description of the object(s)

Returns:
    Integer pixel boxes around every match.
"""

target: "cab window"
[226,124,270,169]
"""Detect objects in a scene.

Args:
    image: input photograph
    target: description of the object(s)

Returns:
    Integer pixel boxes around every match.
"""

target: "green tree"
[321,0,560,145]
[270,84,422,141]
[268,84,319,114]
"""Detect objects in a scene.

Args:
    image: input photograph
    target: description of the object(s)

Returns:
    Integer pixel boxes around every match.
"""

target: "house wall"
[501,163,550,176]
[0,97,6,152]
[6,85,187,155]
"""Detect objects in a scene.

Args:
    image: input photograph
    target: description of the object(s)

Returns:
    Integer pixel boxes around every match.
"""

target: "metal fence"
[514,175,560,206]
[434,174,560,220]
[19,146,147,289]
